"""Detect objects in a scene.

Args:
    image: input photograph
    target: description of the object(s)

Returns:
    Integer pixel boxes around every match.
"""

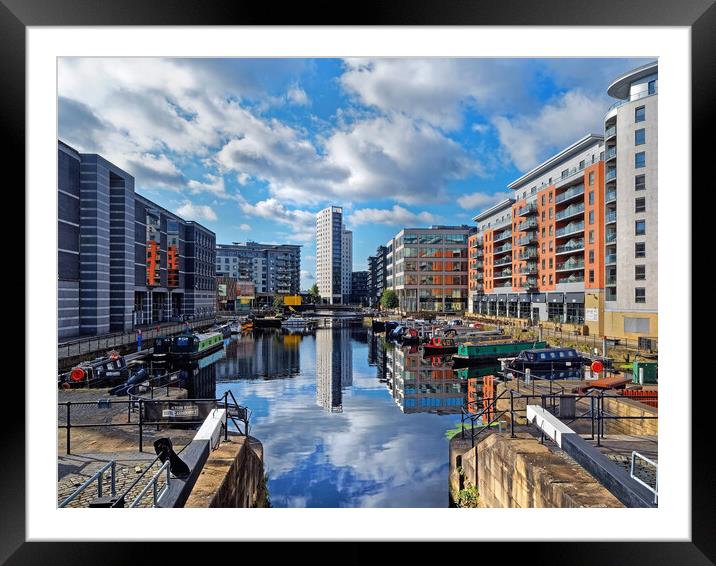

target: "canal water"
[194,319,476,507]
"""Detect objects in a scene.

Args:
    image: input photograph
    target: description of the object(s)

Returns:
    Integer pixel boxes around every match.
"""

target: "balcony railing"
[519,263,538,275]
[557,274,584,284]
[555,184,585,204]
[517,234,538,246]
[607,87,657,112]
[605,254,617,264]
[606,277,617,286]
[494,256,512,266]
[493,230,512,243]
[555,221,584,238]
[518,218,538,231]
[606,211,617,223]
[519,249,538,260]
[605,125,617,139]
[494,271,512,280]
[605,146,617,160]
[606,190,617,203]
[555,240,584,254]
[555,203,585,221]
[605,169,617,182]
[556,260,585,272]
[606,231,617,243]
[493,244,512,254]
[517,203,538,216]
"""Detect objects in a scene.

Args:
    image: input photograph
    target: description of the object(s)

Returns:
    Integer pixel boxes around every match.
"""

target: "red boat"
[421,337,458,356]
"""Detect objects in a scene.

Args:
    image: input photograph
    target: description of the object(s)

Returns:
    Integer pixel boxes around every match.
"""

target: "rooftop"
[607,60,658,100]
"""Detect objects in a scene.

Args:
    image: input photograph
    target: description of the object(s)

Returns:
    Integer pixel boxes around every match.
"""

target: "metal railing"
[605,125,617,138]
[605,147,617,160]
[605,169,617,181]
[128,460,171,508]
[606,190,617,202]
[631,451,658,504]
[59,391,250,455]
[555,185,585,204]
[607,88,657,112]
[59,460,116,508]
[555,222,584,237]
[555,203,585,221]
[555,240,584,254]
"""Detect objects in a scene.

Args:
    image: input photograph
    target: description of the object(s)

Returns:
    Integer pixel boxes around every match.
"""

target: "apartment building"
[58,140,216,339]
[470,135,606,335]
[215,241,301,296]
[316,206,352,304]
[385,225,472,313]
[367,244,388,307]
[603,61,658,340]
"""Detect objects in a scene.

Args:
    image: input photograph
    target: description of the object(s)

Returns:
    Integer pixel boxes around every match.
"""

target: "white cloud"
[457,190,513,211]
[300,270,315,280]
[175,201,218,222]
[240,198,316,244]
[287,84,309,106]
[492,90,605,171]
[187,174,227,197]
[348,205,437,227]
[339,58,531,131]
[239,223,251,231]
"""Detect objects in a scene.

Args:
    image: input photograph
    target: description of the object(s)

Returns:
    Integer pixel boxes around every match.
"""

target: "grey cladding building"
[58,140,216,340]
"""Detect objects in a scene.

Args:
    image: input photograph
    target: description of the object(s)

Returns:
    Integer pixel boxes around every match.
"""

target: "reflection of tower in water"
[316,321,353,412]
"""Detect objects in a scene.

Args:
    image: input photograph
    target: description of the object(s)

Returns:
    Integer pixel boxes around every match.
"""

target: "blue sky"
[58,57,649,289]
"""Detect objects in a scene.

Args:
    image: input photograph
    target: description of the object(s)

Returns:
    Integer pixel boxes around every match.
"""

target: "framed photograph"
[7,0,710,561]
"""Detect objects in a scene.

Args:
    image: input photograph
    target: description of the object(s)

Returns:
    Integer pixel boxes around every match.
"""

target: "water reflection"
[207,320,492,507]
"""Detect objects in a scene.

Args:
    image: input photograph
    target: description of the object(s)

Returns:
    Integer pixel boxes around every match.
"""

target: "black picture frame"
[5,0,709,562]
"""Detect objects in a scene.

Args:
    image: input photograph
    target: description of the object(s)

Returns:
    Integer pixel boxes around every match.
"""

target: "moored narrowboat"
[506,347,589,377]
[451,340,548,368]
[421,337,458,356]
[152,336,172,359]
[60,351,131,388]
[170,331,224,360]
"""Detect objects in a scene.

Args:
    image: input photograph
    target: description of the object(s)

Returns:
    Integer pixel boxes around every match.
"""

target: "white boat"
[282,316,318,327]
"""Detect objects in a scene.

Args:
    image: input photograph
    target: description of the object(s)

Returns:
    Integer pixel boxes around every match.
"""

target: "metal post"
[139,399,144,452]
[540,395,546,444]
[590,396,595,440]
[111,461,116,497]
[66,402,71,455]
[224,392,229,441]
[510,389,515,438]
[602,336,607,358]
[597,393,602,446]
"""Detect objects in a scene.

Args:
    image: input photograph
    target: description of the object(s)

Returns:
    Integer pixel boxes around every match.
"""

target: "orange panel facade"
[483,228,494,293]
[584,162,605,289]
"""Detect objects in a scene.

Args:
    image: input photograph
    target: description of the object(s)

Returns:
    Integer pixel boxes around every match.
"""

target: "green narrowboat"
[170,331,224,360]
[451,340,548,368]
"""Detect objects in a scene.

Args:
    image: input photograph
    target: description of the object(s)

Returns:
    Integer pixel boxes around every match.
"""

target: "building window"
[635,106,646,122]
[635,197,646,213]
[589,211,594,225]
[635,220,646,235]
[588,172,594,186]
[589,230,594,244]
[589,191,594,205]
[561,169,569,178]
[635,242,646,258]
[635,288,646,303]
[635,174,646,191]
[648,80,656,95]
[635,265,646,280]
[635,128,646,146]
[635,152,646,168]
[589,270,594,283]
[579,160,585,170]
[589,250,594,264]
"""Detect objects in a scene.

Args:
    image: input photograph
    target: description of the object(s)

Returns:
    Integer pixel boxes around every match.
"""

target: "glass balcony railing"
[493,230,512,243]
[555,184,585,204]
[558,274,584,284]
[606,231,617,243]
[518,203,538,216]
[555,240,584,254]
[494,270,512,279]
[555,221,584,238]
[518,234,538,246]
[555,202,585,221]
[607,87,657,112]
[605,254,617,264]
[606,277,617,286]
[556,260,585,271]
[605,169,617,181]
[520,263,538,275]
[519,249,538,260]
[605,126,617,139]
[518,218,538,231]
[494,256,511,266]
[605,146,617,160]
[493,244,512,254]
[606,190,617,202]
[606,211,617,223]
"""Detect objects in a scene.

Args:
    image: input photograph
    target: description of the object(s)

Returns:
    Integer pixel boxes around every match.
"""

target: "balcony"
[606,231,617,243]
[605,125,617,140]
[555,239,584,255]
[493,229,512,243]
[555,221,584,238]
[518,203,538,216]
[518,236,539,247]
[555,202,585,221]
[606,276,617,286]
[606,288,617,302]
[605,146,617,161]
[518,218,538,231]
[494,270,512,280]
[605,169,617,182]
[519,249,538,260]
[606,211,617,224]
[519,263,538,275]
[555,184,585,204]
[607,87,657,112]
[494,256,512,267]
[493,244,512,255]
[557,274,584,284]
[605,254,617,264]
[606,190,617,203]
[556,259,585,272]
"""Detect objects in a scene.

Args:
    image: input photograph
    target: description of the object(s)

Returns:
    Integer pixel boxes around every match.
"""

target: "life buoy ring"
[70,367,86,382]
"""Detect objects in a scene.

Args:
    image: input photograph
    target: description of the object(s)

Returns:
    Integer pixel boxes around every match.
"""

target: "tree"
[309,283,320,303]
[380,289,399,309]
